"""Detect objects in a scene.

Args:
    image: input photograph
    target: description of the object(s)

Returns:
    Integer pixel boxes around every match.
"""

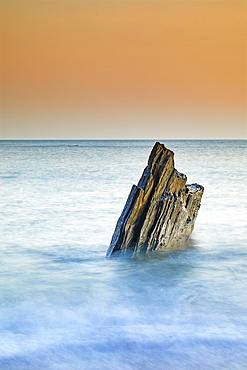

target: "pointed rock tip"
[154,142,174,154]
[148,142,174,166]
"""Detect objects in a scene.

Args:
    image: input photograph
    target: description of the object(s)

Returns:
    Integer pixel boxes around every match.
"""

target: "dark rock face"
[106,142,204,257]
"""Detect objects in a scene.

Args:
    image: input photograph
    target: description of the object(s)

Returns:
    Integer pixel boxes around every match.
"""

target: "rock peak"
[106,142,204,257]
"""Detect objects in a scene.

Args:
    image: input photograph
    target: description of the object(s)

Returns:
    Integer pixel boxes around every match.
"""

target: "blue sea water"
[0,139,246,370]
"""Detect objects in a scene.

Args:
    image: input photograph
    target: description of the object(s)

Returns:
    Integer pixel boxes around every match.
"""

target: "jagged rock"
[106,142,204,257]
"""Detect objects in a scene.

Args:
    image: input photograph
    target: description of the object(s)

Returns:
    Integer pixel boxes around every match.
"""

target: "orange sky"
[1,0,246,139]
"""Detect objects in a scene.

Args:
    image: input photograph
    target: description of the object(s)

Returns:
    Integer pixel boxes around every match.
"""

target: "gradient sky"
[1,0,246,139]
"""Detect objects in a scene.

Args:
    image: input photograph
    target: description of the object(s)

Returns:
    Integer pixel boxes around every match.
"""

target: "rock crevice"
[106,142,204,257]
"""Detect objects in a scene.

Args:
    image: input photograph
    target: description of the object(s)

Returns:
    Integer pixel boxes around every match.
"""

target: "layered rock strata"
[106,142,204,257]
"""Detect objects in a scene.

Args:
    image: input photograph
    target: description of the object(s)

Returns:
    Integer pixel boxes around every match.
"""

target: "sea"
[0,139,246,370]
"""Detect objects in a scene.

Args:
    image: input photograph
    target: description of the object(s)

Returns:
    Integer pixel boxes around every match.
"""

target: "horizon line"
[0,138,246,141]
